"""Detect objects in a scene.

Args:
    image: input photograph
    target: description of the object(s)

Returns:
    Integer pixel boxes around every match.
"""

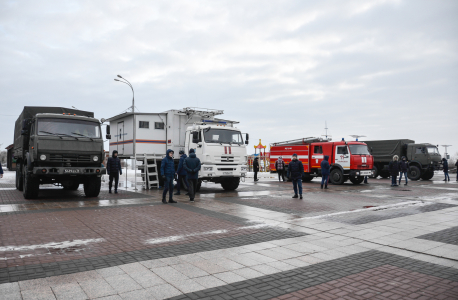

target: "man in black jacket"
[443,158,450,182]
[0,163,3,179]
[398,156,409,186]
[456,161,458,181]
[107,150,122,193]
[184,149,201,202]
[253,157,260,182]
[287,153,304,199]
[388,155,400,187]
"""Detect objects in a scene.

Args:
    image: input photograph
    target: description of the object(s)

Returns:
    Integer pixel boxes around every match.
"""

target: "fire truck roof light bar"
[202,120,227,124]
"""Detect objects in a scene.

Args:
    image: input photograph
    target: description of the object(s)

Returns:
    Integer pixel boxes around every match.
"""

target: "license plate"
[64,169,80,173]
[360,171,371,176]
[223,172,233,175]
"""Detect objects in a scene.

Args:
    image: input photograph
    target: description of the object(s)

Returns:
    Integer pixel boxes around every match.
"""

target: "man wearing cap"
[160,149,177,204]
[175,150,189,195]
[287,153,304,199]
[184,148,201,202]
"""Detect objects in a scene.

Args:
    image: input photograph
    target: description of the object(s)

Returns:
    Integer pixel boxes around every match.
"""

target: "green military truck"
[14,107,107,199]
[363,139,442,181]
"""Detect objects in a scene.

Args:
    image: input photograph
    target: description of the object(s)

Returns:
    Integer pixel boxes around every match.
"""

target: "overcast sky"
[1,0,457,157]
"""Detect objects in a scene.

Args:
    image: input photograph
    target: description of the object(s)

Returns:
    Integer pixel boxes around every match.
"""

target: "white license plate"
[360,171,372,176]
[64,169,80,173]
[223,172,233,175]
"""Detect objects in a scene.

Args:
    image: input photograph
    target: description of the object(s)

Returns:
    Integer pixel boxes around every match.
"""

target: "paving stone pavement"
[0,171,457,299]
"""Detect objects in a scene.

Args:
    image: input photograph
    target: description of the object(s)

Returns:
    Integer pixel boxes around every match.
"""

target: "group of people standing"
[160,148,201,204]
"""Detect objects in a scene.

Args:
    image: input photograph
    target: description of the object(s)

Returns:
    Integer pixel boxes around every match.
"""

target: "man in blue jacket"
[161,149,177,204]
[184,149,201,202]
[320,155,330,189]
[107,150,122,194]
[174,150,189,195]
[287,153,304,199]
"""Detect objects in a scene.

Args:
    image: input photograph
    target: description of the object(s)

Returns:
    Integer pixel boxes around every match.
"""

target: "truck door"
[117,121,124,155]
[335,145,350,170]
[311,145,324,170]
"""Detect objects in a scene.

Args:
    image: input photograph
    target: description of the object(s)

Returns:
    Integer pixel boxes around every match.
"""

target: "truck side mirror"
[22,119,29,130]
[245,133,249,144]
[106,125,111,139]
[245,140,249,145]
[192,132,199,144]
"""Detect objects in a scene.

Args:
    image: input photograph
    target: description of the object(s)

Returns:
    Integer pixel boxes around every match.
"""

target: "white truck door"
[335,146,350,170]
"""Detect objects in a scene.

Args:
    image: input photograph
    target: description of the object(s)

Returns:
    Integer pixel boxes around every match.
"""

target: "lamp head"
[117,75,122,78]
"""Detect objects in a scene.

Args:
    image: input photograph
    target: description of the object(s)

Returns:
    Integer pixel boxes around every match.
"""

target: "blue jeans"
[444,172,450,181]
[321,175,329,186]
[162,176,174,200]
[391,175,398,186]
[292,179,302,195]
[399,172,408,184]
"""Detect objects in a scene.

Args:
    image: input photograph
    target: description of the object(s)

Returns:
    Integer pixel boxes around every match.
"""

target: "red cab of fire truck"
[270,137,373,185]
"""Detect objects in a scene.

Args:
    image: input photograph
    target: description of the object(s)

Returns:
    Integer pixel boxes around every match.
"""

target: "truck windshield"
[427,147,439,154]
[203,129,243,145]
[349,145,371,155]
[37,118,101,138]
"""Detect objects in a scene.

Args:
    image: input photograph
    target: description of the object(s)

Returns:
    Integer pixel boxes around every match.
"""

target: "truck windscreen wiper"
[39,131,63,139]
[56,133,78,140]
[72,132,93,141]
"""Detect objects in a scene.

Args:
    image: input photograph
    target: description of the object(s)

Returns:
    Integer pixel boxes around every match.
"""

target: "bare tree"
[0,151,6,164]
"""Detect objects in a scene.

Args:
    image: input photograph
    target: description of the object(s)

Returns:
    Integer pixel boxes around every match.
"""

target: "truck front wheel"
[370,166,379,178]
[407,166,421,181]
[379,170,390,178]
[330,169,345,185]
[16,165,23,191]
[349,176,364,184]
[23,166,39,199]
[84,177,101,197]
[421,170,434,180]
[221,178,240,191]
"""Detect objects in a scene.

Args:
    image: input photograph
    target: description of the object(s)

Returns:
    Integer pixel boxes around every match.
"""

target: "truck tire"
[379,170,390,179]
[221,178,240,191]
[16,165,23,191]
[330,169,345,185]
[349,176,364,184]
[63,182,80,191]
[420,170,434,181]
[84,177,101,197]
[407,166,421,181]
[23,166,39,199]
[370,166,378,178]
[302,174,314,182]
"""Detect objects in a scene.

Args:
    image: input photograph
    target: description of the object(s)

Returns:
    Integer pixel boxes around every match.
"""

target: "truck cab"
[185,122,248,190]
[405,143,442,180]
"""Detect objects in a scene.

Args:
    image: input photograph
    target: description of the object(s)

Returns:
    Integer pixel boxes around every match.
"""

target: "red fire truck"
[270,137,374,184]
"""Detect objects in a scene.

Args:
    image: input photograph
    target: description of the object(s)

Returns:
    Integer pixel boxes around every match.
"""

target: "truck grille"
[50,154,91,162]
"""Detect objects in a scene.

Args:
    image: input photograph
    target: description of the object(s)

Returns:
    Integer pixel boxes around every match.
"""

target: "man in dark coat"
[443,158,450,182]
[175,150,189,195]
[398,156,409,186]
[0,163,3,179]
[455,160,458,181]
[107,150,122,193]
[320,155,330,189]
[388,155,400,187]
[275,157,286,182]
[287,153,304,199]
[184,149,201,202]
[160,149,177,204]
[253,157,260,182]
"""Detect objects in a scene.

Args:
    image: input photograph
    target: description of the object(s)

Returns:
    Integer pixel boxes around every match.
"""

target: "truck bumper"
[199,164,247,179]
[32,167,106,176]
[349,170,373,177]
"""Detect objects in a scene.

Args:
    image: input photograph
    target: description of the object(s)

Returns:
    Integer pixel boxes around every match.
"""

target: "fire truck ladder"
[270,137,330,147]
[136,154,161,189]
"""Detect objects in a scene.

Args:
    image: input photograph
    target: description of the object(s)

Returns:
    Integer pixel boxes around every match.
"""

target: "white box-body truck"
[106,108,249,191]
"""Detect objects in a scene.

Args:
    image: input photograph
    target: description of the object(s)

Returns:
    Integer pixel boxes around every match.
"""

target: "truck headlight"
[40,155,46,161]
[203,167,213,171]
[93,156,99,162]
[241,166,248,171]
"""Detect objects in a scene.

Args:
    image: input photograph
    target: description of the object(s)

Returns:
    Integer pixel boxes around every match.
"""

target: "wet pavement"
[0,171,457,299]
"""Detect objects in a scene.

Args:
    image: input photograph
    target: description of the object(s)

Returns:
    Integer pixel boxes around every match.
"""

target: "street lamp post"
[114,75,137,191]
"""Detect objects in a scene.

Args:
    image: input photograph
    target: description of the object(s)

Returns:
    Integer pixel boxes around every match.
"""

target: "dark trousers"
[254,171,258,181]
[292,178,302,195]
[391,175,398,186]
[321,175,329,186]
[162,176,174,200]
[187,178,198,200]
[109,172,119,191]
[277,169,285,181]
[176,174,188,192]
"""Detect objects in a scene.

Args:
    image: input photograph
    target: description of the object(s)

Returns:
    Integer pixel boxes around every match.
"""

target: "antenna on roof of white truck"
[179,107,224,119]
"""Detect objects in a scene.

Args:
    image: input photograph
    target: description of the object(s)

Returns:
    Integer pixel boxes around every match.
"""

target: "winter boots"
[300,194,303,199]
[292,194,298,198]
[321,185,328,189]
[174,192,180,195]
[169,199,177,203]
